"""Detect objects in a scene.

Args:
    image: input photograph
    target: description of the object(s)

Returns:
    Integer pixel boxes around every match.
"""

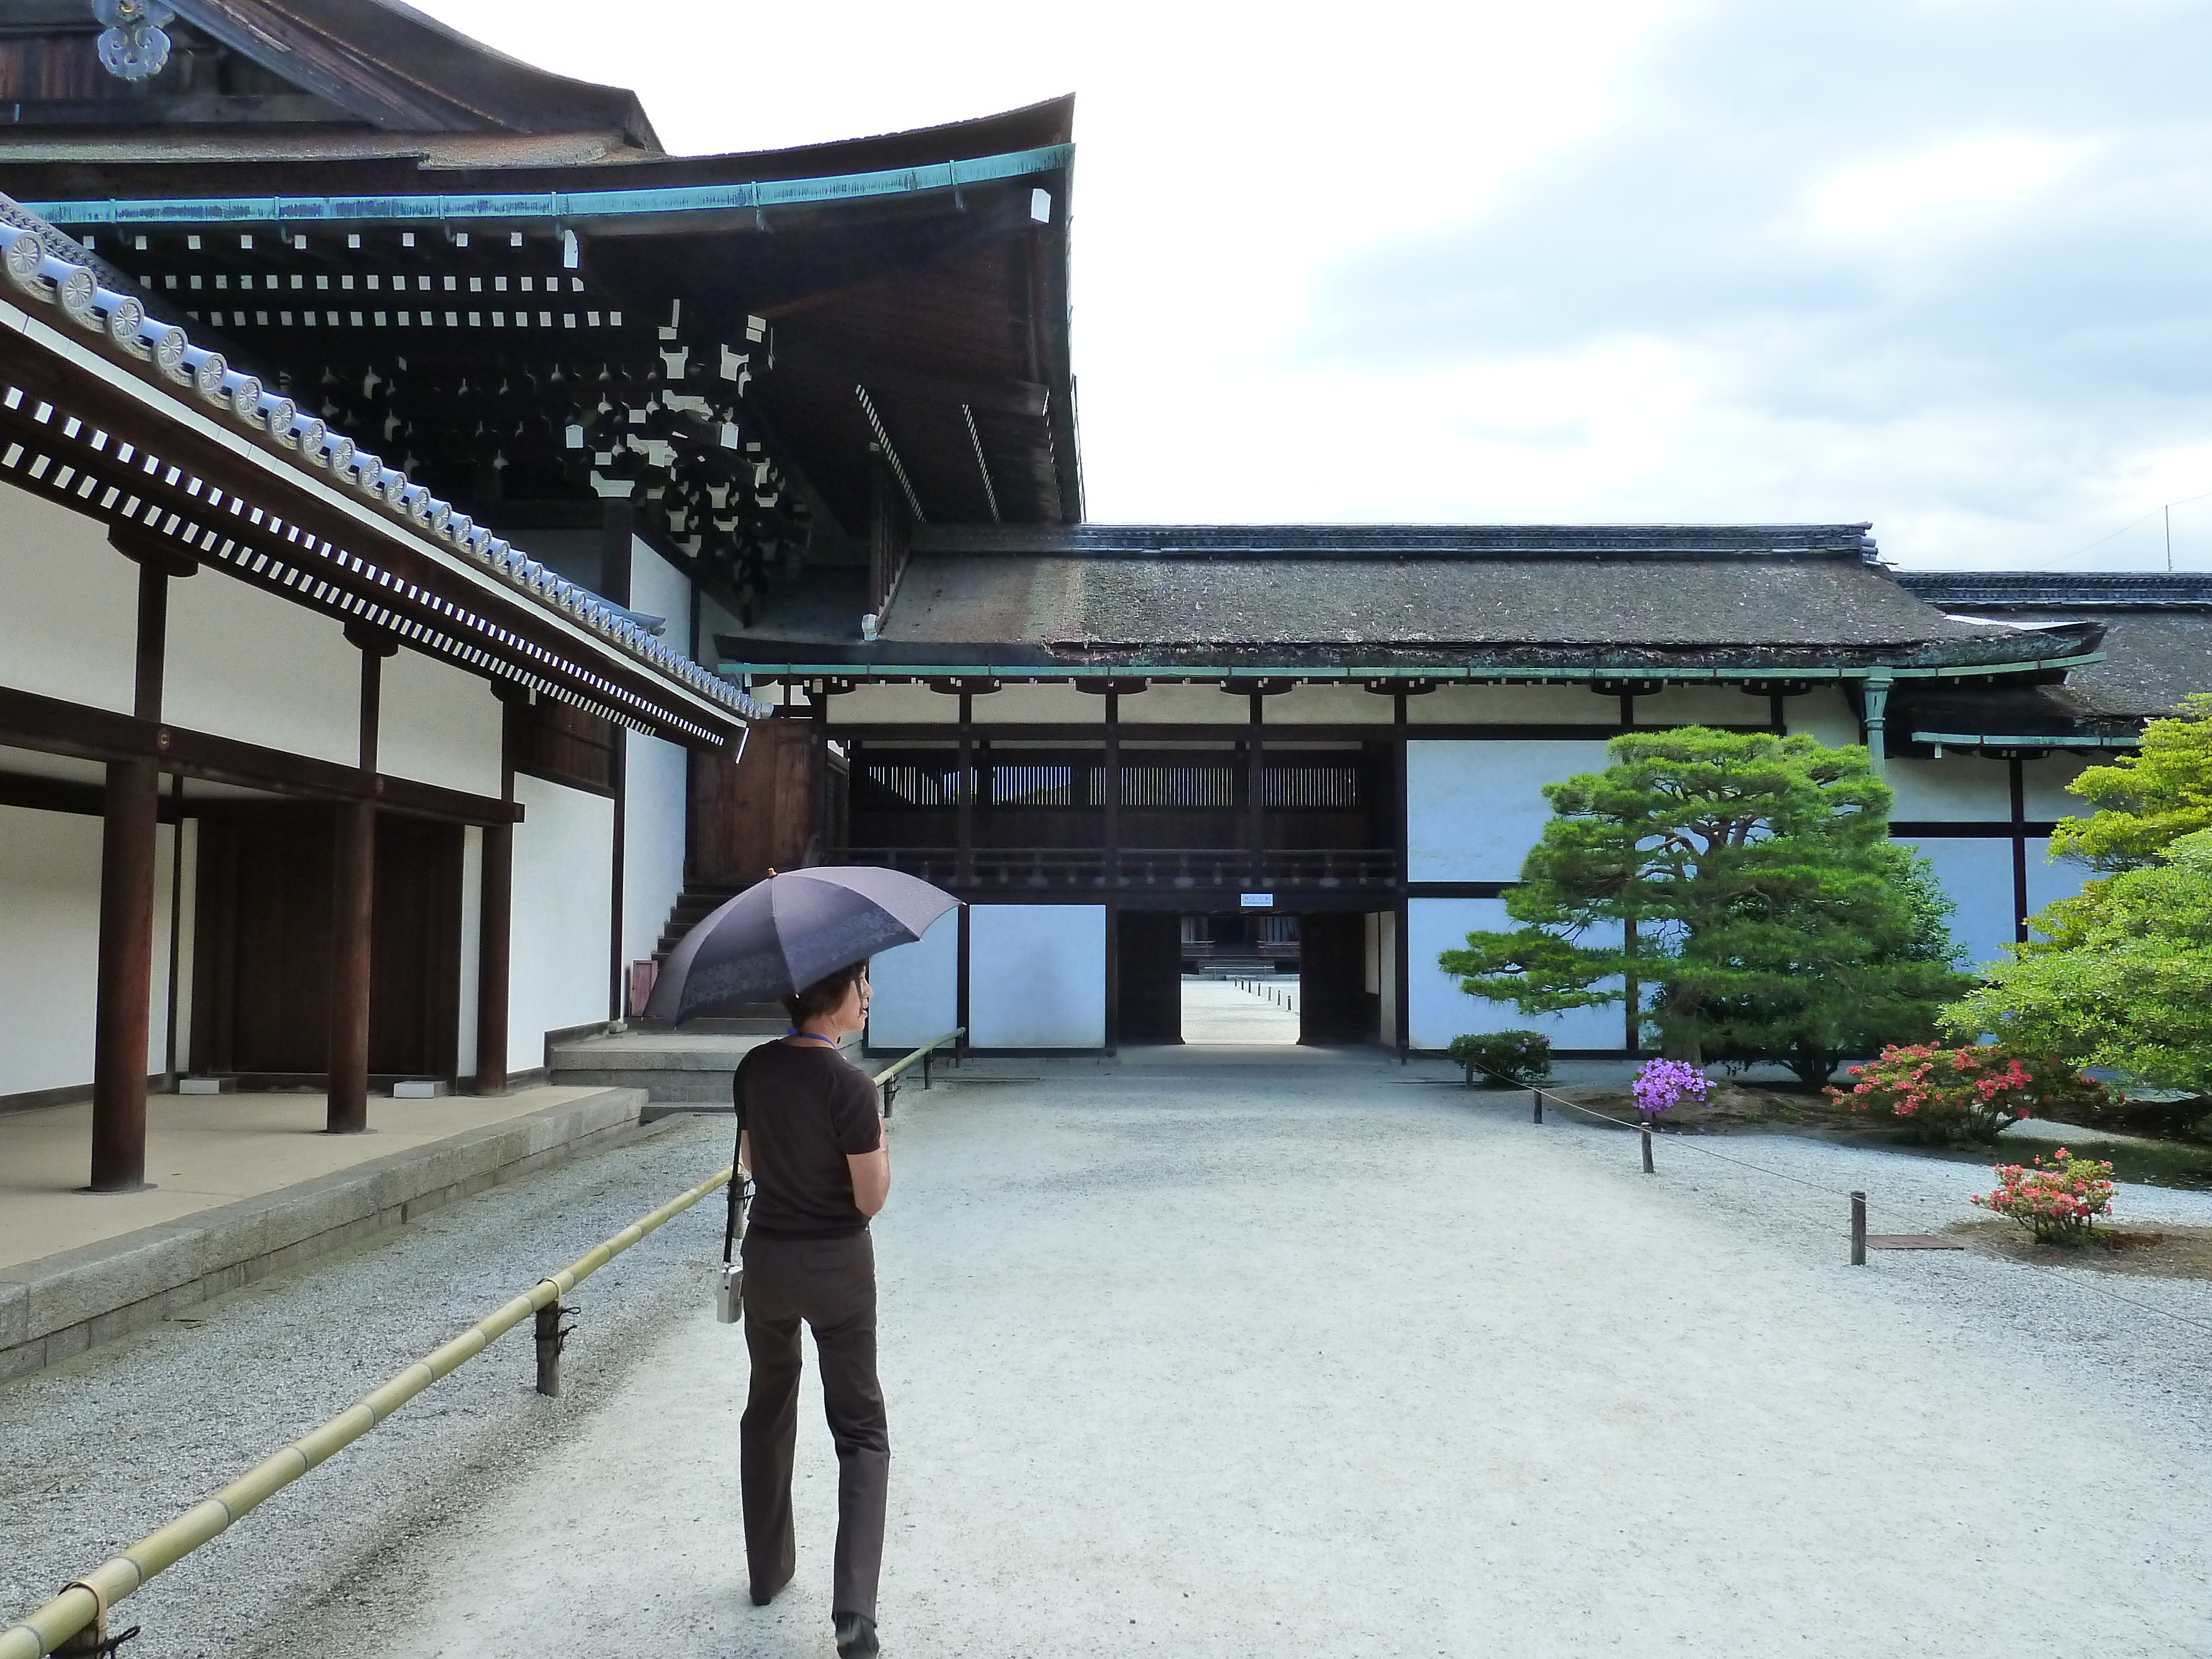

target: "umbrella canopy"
[644,866,958,1026]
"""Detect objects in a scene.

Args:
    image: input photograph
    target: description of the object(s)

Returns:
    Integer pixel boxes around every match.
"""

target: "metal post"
[534,1294,566,1397]
[1532,1089,1543,1124]
[1641,1122,1655,1173]
[1850,1191,1867,1266]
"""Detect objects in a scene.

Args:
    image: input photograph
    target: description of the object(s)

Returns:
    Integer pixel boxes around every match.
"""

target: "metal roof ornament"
[92,0,174,82]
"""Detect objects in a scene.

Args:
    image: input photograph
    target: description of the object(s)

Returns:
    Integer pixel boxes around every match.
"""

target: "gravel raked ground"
[0,1112,743,1659]
[6,1051,2212,1658]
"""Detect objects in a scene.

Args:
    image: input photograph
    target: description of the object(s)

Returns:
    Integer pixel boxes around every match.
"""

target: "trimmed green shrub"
[1447,1031,1552,1088]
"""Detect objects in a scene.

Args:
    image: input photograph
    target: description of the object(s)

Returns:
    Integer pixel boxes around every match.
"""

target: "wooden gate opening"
[190,805,463,1083]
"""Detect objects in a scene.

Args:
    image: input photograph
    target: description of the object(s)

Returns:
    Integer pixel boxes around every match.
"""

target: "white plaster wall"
[829,684,957,725]
[0,482,140,713]
[867,908,959,1048]
[1886,756,2013,823]
[2023,754,2094,821]
[1899,838,2016,972]
[456,825,481,1079]
[970,683,1109,724]
[629,540,691,645]
[1406,740,1612,882]
[1406,685,1608,724]
[1408,897,1623,1051]
[621,729,688,969]
[377,648,503,797]
[696,590,743,667]
[1116,684,1249,724]
[0,806,173,1096]
[2025,837,2095,922]
[969,904,1105,1048]
[1783,687,1861,747]
[164,570,358,765]
[1262,685,1390,724]
[508,775,615,1068]
[1634,686,1771,727]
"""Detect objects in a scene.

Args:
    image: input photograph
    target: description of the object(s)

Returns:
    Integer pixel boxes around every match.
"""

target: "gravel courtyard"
[6,1049,2211,1658]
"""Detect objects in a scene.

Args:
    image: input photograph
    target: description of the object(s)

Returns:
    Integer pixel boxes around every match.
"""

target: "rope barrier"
[1475,1063,2212,1339]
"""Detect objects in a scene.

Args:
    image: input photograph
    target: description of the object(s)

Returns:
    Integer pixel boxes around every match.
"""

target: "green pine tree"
[1439,728,1967,1076]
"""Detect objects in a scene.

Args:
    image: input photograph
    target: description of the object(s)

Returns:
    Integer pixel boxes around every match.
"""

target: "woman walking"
[734,959,889,1658]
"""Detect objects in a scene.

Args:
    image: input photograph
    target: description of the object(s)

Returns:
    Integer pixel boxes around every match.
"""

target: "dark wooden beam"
[0,684,520,826]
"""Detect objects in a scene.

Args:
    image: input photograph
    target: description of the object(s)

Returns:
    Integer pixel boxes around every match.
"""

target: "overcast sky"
[417,0,2212,570]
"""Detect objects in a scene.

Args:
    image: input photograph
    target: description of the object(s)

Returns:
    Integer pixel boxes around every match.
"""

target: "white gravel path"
[5,1054,2210,1659]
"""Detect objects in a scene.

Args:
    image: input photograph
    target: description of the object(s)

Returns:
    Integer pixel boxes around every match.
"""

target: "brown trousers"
[739,1230,889,1621]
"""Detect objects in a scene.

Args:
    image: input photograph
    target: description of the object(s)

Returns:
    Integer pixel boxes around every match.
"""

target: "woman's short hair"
[782,959,868,1026]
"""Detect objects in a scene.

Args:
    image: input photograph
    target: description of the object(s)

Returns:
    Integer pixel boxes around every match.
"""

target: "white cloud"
[1802,134,2090,247]
[411,0,2212,570]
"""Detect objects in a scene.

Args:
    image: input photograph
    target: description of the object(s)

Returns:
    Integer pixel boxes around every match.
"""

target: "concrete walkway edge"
[0,1087,646,1386]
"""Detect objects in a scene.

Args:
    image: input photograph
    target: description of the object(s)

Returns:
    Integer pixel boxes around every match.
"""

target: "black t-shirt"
[735,1040,883,1239]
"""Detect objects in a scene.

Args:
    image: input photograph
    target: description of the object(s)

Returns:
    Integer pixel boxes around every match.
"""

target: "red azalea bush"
[1972,1148,2116,1245]
[1827,1044,2116,1146]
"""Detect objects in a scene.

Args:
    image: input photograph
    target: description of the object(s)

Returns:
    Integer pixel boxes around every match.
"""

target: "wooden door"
[1298,912,1373,1045]
[368,817,463,1077]
[1116,911,1183,1044]
[690,717,817,883]
[191,806,462,1079]
[191,806,333,1075]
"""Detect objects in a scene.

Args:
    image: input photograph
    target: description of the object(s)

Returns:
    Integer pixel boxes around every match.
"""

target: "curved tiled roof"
[0,192,765,723]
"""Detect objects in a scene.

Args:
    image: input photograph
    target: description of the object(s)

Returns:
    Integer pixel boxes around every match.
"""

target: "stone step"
[549,1027,862,1109]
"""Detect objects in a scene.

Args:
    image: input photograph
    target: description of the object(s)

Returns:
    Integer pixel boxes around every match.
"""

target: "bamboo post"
[1531,1089,1543,1124]
[1851,1192,1867,1266]
[1641,1122,1655,1174]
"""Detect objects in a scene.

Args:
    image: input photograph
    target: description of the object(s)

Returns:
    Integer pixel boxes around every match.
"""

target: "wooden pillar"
[91,758,160,1190]
[327,638,388,1134]
[476,818,513,1094]
[90,557,174,1191]
[1392,690,1410,1062]
[609,724,628,1019]
[1103,687,1121,1052]
[1103,690,1120,891]
[602,493,634,1020]
[956,690,974,888]
[2010,755,2030,945]
[810,688,830,864]
[1247,691,1266,891]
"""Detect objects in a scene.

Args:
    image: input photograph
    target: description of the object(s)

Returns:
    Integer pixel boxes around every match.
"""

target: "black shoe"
[833,1611,879,1657]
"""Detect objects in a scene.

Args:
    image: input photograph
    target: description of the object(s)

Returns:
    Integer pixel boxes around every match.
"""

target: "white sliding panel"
[969,904,1105,1048]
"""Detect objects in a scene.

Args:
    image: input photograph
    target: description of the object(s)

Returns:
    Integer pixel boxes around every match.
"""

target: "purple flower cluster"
[1632,1058,1709,1117]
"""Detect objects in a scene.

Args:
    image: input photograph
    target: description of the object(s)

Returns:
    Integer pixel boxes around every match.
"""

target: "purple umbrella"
[644,866,958,1025]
